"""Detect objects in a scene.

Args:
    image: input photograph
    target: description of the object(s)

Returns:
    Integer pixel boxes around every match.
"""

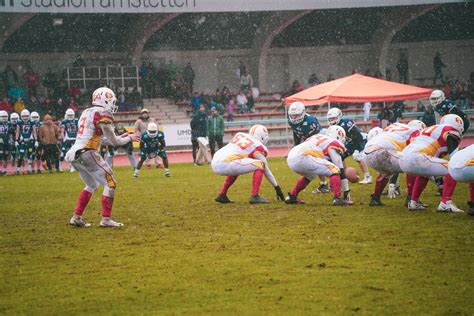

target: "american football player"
[430,89,470,133]
[400,114,464,212]
[327,107,372,184]
[211,124,285,204]
[285,125,352,206]
[60,109,79,172]
[0,111,11,175]
[448,145,474,215]
[8,112,19,174]
[134,122,169,178]
[30,111,42,174]
[65,87,140,227]
[364,120,425,206]
[15,109,37,175]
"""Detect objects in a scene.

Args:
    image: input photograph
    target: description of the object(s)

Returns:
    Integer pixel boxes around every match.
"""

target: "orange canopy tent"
[284,73,432,106]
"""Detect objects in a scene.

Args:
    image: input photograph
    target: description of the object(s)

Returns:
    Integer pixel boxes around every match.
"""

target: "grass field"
[1,157,473,314]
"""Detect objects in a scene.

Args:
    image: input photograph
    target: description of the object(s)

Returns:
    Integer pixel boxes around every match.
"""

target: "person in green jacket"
[207,106,225,157]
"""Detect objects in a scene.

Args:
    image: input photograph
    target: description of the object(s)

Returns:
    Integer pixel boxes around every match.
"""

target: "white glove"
[15,141,19,147]
[388,184,397,199]
[35,141,39,148]
[352,150,362,162]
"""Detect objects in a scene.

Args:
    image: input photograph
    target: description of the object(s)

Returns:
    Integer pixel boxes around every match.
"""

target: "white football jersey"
[213,132,268,163]
[74,106,114,151]
[366,123,419,152]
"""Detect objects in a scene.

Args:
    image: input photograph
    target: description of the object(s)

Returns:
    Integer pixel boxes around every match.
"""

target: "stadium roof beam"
[127,13,181,64]
[0,13,35,51]
[250,10,312,93]
[369,4,440,77]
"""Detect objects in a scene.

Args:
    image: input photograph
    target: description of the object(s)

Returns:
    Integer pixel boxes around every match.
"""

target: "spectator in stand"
[226,98,236,122]
[239,70,253,92]
[236,90,248,114]
[246,89,255,113]
[237,61,246,79]
[22,67,40,96]
[363,101,372,121]
[130,87,143,109]
[443,80,453,100]
[392,101,405,122]
[3,65,18,91]
[54,98,67,120]
[378,103,395,128]
[396,52,409,84]
[134,108,156,135]
[42,68,58,96]
[191,92,203,112]
[190,104,208,165]
[433,52,446,86]
[165,61,178,95]
[308,73,320,86]
[421,105,436,127]
[68,97,78,112]
[68,83,81,101]
[13,98,25,113]
[73,54,86,67]
[288,80,303,96]
[8,83,25,104]
[38,114,61,173]
[453,79,468,109]
[416,100,426,113]
[183,63,195,95]
[53,80,68,101]
[221,86,232,103]
[210,100,224,116]
[26,95,42,115]
[169,79,178,102]
[0,97,13,113]
[207,106,225,157]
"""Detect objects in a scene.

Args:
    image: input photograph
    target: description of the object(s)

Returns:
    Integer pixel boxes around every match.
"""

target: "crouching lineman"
[448,145,474,215]
[134,122,170,178]
[285,125,353,205]
[327,108,372,184]
[400,114,464,212]
[364,120,425,206]
[60,109,78,172]
[66,87,140,227]
[211,124,285,204]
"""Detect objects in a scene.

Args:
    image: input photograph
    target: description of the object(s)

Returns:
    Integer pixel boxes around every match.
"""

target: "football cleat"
[2,171,7,176]
[312,183,331,194]
[343,190,354,205]
[133,171,139,178]
[215,194,233,204]
[358,176,373,184]
[69,215,91,227]
[437,201,464,213]
[468,202,474,216]
[37,170,42,174]
[165,169,170,177]
[369,194,385,206]
[285,193,305,204]
[333,197,345,206]
[408,200,427,211]
[249,195,270,204]
[99,217,124,227]
[15,170,20,175]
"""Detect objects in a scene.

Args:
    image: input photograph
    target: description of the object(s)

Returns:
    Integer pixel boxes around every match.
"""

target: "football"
[345,167,360,183]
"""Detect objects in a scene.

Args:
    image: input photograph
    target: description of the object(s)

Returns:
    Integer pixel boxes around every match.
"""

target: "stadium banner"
[162,123,191,146]
[0,0,463,14]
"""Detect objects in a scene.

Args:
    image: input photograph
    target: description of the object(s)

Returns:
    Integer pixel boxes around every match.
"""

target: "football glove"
[352,150,363,162]
[15,141,19,147]
[34,141,39,148]
[274,185,285,201]
[388,184,397,199]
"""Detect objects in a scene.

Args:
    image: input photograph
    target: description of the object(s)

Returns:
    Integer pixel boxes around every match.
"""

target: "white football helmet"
[288,102,306,124]
[327,108,343,125]
[429,90,445,106]
[327,125,346,143]
[249,124,269,145]
[65,109,75,120]
[31,111,40,122]
[147,122,158,137]
[367,127,383,141]
[92,87,118,114]
[408,120,426,132]
[20,109,30,122]
[0,110,8,123]
[10,112,19,123]
[440,114,464,134]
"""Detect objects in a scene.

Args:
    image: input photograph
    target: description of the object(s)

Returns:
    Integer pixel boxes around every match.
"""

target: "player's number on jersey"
[422,125,438,137]
[231,134,254,150]
[308,134,330,146]
[77,117,87,136]
[384,124,409,133]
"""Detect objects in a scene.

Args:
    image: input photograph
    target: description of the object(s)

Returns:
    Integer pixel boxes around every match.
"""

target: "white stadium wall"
[0,39,473,94]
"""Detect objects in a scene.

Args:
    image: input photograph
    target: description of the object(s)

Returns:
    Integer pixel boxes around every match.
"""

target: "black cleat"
[249,195,270,204]
[333,197,345,206]
[468,202,474,216]
[215,194,233,203]
[369,194,385,206]
[285,193,305,204]
[312,183,331,194]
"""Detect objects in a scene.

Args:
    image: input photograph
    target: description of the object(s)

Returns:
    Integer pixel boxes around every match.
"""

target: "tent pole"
[328,101,331,110]
[285,102,290,154]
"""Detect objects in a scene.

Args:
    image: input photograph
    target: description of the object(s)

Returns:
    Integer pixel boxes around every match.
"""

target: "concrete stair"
[143,98,190,124]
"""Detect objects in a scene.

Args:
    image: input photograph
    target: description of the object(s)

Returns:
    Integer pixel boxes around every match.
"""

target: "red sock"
[290,176,311,196]
[74,190,93,216]
[329,175,341,198]
[412,176,429,202]
[406,174,416,198]
[373,175,389,198]
[470,183,474,202]
[101,195,114,218]
[219,176,238,196]
[441,174,457,203]
[251,169,264,196]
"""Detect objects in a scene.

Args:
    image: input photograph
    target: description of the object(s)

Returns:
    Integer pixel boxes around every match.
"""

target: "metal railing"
[64,66,141,91]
